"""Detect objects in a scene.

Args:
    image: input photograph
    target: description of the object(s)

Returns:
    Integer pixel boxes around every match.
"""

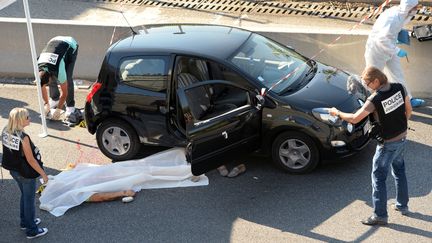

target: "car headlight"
[312,108,342,126]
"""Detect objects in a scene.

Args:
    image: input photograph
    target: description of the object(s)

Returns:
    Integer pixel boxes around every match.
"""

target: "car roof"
[111,24,252,59]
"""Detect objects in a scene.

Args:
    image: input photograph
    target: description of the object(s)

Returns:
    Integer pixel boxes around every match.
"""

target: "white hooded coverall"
[364,0,418,98]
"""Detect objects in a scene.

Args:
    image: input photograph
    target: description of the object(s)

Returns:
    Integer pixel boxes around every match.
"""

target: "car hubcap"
[102,127,131,155]
[279,139,311,169]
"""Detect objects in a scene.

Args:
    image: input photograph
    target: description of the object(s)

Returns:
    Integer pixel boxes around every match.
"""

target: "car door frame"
[177,80,262,175]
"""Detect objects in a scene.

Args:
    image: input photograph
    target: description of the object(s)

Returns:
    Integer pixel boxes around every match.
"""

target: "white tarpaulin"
[39,148,208,217]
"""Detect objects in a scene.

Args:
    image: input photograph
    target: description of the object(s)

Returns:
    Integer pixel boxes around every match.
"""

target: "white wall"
[0,20,430,97]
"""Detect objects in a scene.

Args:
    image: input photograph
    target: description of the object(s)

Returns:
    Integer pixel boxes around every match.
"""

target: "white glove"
[51,108,63,120]
[44,104,50,116]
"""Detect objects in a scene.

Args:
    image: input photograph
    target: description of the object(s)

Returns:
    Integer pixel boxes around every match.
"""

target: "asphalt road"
[0,84,431,242]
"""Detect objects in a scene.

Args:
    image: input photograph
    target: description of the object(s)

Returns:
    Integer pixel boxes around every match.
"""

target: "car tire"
[271,131,319,174]
[96,119,140,161]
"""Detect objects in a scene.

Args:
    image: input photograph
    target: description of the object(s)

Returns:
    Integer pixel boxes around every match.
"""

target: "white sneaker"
[65,106,75,116]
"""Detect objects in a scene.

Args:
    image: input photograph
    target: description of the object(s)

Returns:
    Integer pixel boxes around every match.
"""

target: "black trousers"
[49,45,78,108]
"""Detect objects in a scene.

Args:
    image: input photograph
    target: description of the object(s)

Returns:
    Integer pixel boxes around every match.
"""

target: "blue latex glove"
[397,49,408,58]
[397,29,410,45]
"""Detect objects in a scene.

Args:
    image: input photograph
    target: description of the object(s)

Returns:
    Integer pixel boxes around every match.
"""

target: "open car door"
[177,80,262,175]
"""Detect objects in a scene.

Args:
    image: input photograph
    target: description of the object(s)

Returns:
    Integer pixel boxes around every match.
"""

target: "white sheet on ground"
[39,148,208,217]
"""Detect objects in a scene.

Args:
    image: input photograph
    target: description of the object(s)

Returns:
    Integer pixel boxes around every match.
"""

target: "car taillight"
[86,82,102,103]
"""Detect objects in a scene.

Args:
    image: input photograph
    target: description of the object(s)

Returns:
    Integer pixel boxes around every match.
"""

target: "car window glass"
[184,83,250,122]
[229,34,310,93]
[209,62,251,88]
[176,56,251,89]
[119,57,168,92]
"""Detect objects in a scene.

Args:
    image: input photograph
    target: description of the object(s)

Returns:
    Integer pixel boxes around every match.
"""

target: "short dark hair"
[362,66,388,85]
[39,70,51,86]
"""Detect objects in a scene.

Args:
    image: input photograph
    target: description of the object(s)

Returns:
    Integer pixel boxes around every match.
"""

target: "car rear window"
[119,56,169,92]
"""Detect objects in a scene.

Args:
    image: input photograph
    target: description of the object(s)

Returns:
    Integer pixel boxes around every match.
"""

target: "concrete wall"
[0,20,129,80]
[0,20,431,97]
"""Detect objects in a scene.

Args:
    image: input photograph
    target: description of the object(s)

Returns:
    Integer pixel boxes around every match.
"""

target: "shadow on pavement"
[0,96,72,132]
[405,211,432,223]
[0,97,29,119]
[47,134,99,149]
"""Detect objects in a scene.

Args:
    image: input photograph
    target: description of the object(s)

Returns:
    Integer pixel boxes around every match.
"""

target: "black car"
[85,24,371,175]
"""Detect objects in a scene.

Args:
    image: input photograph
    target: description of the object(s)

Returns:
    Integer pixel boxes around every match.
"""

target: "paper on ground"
[39,148,208,216]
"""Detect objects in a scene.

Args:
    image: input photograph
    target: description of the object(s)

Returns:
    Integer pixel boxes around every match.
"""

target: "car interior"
[174,57,251,129]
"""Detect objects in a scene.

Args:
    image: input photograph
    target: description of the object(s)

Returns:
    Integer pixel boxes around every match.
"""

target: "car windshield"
[229,34,312,94]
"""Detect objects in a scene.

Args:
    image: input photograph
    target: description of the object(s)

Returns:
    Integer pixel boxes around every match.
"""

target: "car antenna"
[120,10,137,35]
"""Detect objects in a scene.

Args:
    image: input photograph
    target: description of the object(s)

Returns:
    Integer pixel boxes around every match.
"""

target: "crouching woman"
[1,108,49,239]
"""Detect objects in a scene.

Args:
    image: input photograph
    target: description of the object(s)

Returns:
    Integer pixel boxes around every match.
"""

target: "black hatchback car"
[85,24,371,175]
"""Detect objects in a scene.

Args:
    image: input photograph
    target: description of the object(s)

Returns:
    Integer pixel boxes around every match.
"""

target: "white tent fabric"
[39,148,208,217]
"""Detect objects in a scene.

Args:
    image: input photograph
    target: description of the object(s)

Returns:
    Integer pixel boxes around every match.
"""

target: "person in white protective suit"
[365,0,425,107]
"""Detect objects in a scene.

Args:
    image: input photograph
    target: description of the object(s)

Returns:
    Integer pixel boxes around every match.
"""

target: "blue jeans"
[371,138,409,218]
[10,170,38,235]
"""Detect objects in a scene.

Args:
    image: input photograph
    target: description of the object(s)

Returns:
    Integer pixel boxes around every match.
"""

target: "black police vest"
[1,128,26,172]
[1,129,43,178]
[38,40,70,75]
[370,83,407,140]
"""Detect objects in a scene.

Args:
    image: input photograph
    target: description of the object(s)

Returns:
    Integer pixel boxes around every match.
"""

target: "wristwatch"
[336,110,341,118]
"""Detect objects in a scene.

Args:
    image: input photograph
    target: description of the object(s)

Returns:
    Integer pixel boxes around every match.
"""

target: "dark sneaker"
[20,218,41,230]
[26,227,48,239]
[391,204,409,215]
[361,216,388,226]
[66,109,83,124]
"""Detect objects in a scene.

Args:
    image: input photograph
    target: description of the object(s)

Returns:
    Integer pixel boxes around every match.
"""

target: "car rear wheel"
[96,119,140,161]
[272,131,319,174]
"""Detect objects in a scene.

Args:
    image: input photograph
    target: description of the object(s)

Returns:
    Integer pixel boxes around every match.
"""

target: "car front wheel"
[96,119,140,161]
[272,131,319,174]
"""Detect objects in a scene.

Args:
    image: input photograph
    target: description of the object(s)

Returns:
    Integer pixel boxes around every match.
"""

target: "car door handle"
[222,131,228,139]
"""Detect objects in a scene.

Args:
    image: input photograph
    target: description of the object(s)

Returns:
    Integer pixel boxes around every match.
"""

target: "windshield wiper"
[304,60,317,80]
[278,60,317,95]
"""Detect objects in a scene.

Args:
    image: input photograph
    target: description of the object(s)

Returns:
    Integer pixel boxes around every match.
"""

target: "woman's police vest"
[370,83,407,140]
[1,128,43,178]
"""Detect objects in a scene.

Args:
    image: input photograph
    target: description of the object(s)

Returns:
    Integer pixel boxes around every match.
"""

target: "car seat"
[188,59,210,82]
[177,59,237,121]
[177,60,212,121]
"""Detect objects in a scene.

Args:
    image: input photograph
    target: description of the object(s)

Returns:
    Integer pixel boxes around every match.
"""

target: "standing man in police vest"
[329,66,412,226]
[38,36,82,125]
